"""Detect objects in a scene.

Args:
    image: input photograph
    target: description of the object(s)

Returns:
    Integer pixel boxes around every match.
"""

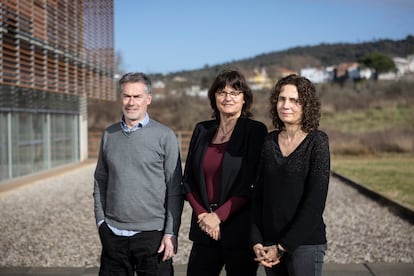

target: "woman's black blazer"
[183,117,267,248]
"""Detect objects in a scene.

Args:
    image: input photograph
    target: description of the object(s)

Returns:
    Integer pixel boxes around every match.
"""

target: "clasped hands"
[198,212,221,240]
[253,243,281,268]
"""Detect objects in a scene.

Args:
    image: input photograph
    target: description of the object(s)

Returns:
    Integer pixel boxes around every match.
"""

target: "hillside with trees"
[88,36,414,156]
[155,35,414,85]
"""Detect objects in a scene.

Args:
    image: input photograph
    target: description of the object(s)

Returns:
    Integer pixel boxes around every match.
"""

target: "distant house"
[359,67,374,80]
[246,68,273,90]
[408,55,414,72]
[300,67,333,83]
[151,80,167,99]
[153,80,166,89]
[377,57,410,80]
[173,76,187,82]
[184,85,208,97]
[333,62,360,81]
[377,72,398,80]
[393,57,414,76]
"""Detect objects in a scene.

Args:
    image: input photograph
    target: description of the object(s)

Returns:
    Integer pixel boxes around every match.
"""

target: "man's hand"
[157,234,177,261]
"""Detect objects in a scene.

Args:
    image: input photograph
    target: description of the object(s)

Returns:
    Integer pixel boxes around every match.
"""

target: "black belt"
[209,203,219,212]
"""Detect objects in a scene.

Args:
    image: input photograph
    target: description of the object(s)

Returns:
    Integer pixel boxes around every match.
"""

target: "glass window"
[51,114,79,167]
[0,113,9,181]
[0,87,81,184]
[33,113,48,172]
[11,112,32,177]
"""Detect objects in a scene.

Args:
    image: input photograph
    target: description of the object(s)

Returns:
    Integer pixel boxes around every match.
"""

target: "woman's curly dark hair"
[270,74,320,132]
[207,68,253,119]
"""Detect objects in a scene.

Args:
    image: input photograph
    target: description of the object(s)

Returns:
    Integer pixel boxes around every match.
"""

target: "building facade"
[0,0,115,183]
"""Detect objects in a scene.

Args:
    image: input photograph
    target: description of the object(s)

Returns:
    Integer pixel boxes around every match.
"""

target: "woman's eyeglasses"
[216,90,242,98]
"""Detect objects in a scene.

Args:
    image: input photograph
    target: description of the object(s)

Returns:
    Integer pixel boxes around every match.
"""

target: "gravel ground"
[0,162,413,267]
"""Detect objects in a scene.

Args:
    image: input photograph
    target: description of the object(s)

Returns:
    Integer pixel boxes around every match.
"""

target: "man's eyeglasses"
[216,90,243,98]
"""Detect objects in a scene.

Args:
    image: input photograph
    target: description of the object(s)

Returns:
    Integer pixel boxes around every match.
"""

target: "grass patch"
[321,106,414,134]
[331,153,414,211]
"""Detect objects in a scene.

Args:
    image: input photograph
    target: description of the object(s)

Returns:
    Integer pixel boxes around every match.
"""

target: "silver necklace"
[219,126,235,142]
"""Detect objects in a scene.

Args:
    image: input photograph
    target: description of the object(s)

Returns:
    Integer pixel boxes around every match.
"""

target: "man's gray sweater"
[93,119,183,235]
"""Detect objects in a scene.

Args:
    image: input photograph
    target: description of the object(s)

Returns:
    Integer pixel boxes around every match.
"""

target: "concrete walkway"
[0,263,413,275]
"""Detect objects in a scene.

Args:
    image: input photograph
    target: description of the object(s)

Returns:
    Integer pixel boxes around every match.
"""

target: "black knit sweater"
[251,129,330,252]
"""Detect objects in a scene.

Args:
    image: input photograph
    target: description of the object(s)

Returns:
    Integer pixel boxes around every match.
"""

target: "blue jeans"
[265,244,327,276]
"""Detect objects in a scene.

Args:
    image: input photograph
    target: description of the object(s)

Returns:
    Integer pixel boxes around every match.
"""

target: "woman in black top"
[251,74,330,276]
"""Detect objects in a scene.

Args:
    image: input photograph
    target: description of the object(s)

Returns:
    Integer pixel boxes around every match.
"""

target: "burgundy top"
[186,142,247,222]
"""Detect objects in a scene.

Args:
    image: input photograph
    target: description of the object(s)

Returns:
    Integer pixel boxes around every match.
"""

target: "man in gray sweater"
[93,72,184,276]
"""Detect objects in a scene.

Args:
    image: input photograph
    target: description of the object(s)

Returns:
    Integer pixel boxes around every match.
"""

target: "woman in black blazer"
[183,68,268,276]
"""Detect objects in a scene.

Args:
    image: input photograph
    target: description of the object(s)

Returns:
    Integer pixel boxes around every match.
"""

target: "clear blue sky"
[114,0,414,74]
